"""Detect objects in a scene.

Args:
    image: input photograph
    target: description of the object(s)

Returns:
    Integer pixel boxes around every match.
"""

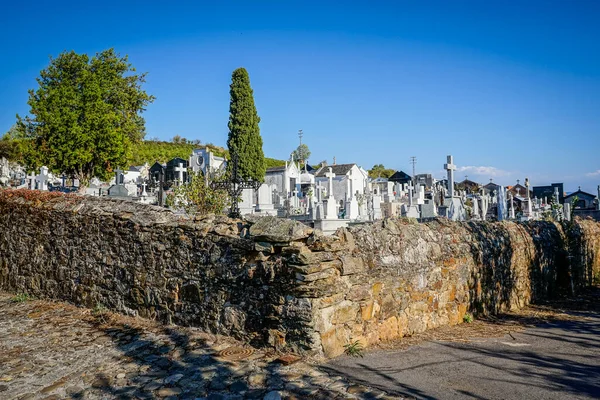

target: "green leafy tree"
[0,125,22,160]
[368,164,395,179]
[226,68,265,182]
[166,171,228,216]
[291,143,311,164]
[16,49,155,184]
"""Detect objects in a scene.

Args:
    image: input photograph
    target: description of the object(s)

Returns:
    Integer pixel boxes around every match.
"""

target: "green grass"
[344,340,365,358]
[463,313,474,323]
[10,293,33,303]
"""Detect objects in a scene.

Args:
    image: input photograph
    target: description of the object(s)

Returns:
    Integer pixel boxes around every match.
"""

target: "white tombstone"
[471,197,480,220]
[257,184,276,215]
[444,155,456,197]
[481,195,489,221]
[402,203,420,218]
[315,202,324,220]
[175,162,186,185]
[509,193,515,219]
[417,184,425,205]
[372,194,382,220]
[291,189,300,210]
[324,167,337,219]
[345,197,359,220]
[497,186,507,221]
[141,182,148,197]
[407,181,414,206]
[36,166,49,191]
[554,187,560,204]
[564,203,571,222]
[239,188,254,215]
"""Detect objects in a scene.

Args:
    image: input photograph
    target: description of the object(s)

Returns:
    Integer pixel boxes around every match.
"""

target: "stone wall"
[1,191,599,358]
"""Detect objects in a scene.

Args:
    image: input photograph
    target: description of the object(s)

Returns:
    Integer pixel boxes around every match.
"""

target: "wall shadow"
[68,313,364,399]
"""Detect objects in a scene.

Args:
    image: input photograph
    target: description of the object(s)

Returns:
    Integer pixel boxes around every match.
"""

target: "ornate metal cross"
[210,153,262,218]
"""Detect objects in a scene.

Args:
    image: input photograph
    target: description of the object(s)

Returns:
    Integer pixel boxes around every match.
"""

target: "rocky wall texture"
[1,191,599,358]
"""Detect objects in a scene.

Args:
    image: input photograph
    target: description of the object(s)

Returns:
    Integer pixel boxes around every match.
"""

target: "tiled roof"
[314,164,356,178]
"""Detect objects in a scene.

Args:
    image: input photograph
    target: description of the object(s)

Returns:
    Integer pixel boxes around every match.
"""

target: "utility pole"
[410,156,417,180]
[297,129,304,164]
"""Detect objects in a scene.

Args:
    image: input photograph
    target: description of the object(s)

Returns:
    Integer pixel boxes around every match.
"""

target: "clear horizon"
[1,1,599,194]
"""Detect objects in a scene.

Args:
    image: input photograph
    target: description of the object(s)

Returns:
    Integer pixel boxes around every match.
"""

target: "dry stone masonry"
[1,190,598,358]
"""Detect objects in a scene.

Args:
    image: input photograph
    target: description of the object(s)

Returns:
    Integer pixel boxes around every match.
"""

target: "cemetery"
[1,28,599,397]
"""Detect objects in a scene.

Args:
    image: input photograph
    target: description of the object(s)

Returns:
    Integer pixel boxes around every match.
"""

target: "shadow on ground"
[71,315,383,399]
[323,286,600,400]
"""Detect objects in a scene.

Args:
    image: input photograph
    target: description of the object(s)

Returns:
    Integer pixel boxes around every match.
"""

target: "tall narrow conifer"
[226,68,265,182]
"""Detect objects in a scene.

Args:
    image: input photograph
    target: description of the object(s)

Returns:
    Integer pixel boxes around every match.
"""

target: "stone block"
[320,326,350,358]
[340,255,365,276]
[295,268,338,283]
[249,216,313,242]
[331,300,360,325]
[254,241,274,253]
[360,300,380,321]
[378,316,399,341]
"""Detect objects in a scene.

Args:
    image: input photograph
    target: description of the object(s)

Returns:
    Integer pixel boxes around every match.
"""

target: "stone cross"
[444,155,456,197]
[141,182,148,197]
[210,153,262,218]
[175,162,186,184]
[36,166,49,191]
[115,168,123,185]
[27,172,36,190]
[325,167,335,198]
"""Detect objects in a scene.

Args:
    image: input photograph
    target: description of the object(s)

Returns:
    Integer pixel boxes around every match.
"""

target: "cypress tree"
[227,68,265,182]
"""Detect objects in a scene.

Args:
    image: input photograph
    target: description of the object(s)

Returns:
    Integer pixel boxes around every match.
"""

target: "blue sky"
[1,1,599,193]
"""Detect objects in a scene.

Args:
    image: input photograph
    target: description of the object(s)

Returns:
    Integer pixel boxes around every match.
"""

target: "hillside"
[130,141,286,169]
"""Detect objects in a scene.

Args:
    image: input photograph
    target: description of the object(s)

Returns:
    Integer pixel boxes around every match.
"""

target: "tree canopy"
[291,143,311,164]
[368,164,395,179]
[16,48,154,182]
[226,68,265,182]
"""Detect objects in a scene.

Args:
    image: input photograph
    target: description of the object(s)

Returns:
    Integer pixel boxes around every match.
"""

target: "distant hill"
[130,140,286,169]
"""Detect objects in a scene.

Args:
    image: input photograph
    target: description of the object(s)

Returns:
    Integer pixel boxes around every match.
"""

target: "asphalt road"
[326,305,600,399]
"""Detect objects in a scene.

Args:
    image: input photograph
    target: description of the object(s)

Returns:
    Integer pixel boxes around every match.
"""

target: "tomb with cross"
[108,167,130,198]
[27,172,36,190]
[323,167,338,219]
[174,162,186,185]
[444,155,456,198]
[36,166,49,191]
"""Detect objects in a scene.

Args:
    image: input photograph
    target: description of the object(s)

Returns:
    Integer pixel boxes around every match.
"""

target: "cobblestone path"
[0,293,396,400]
